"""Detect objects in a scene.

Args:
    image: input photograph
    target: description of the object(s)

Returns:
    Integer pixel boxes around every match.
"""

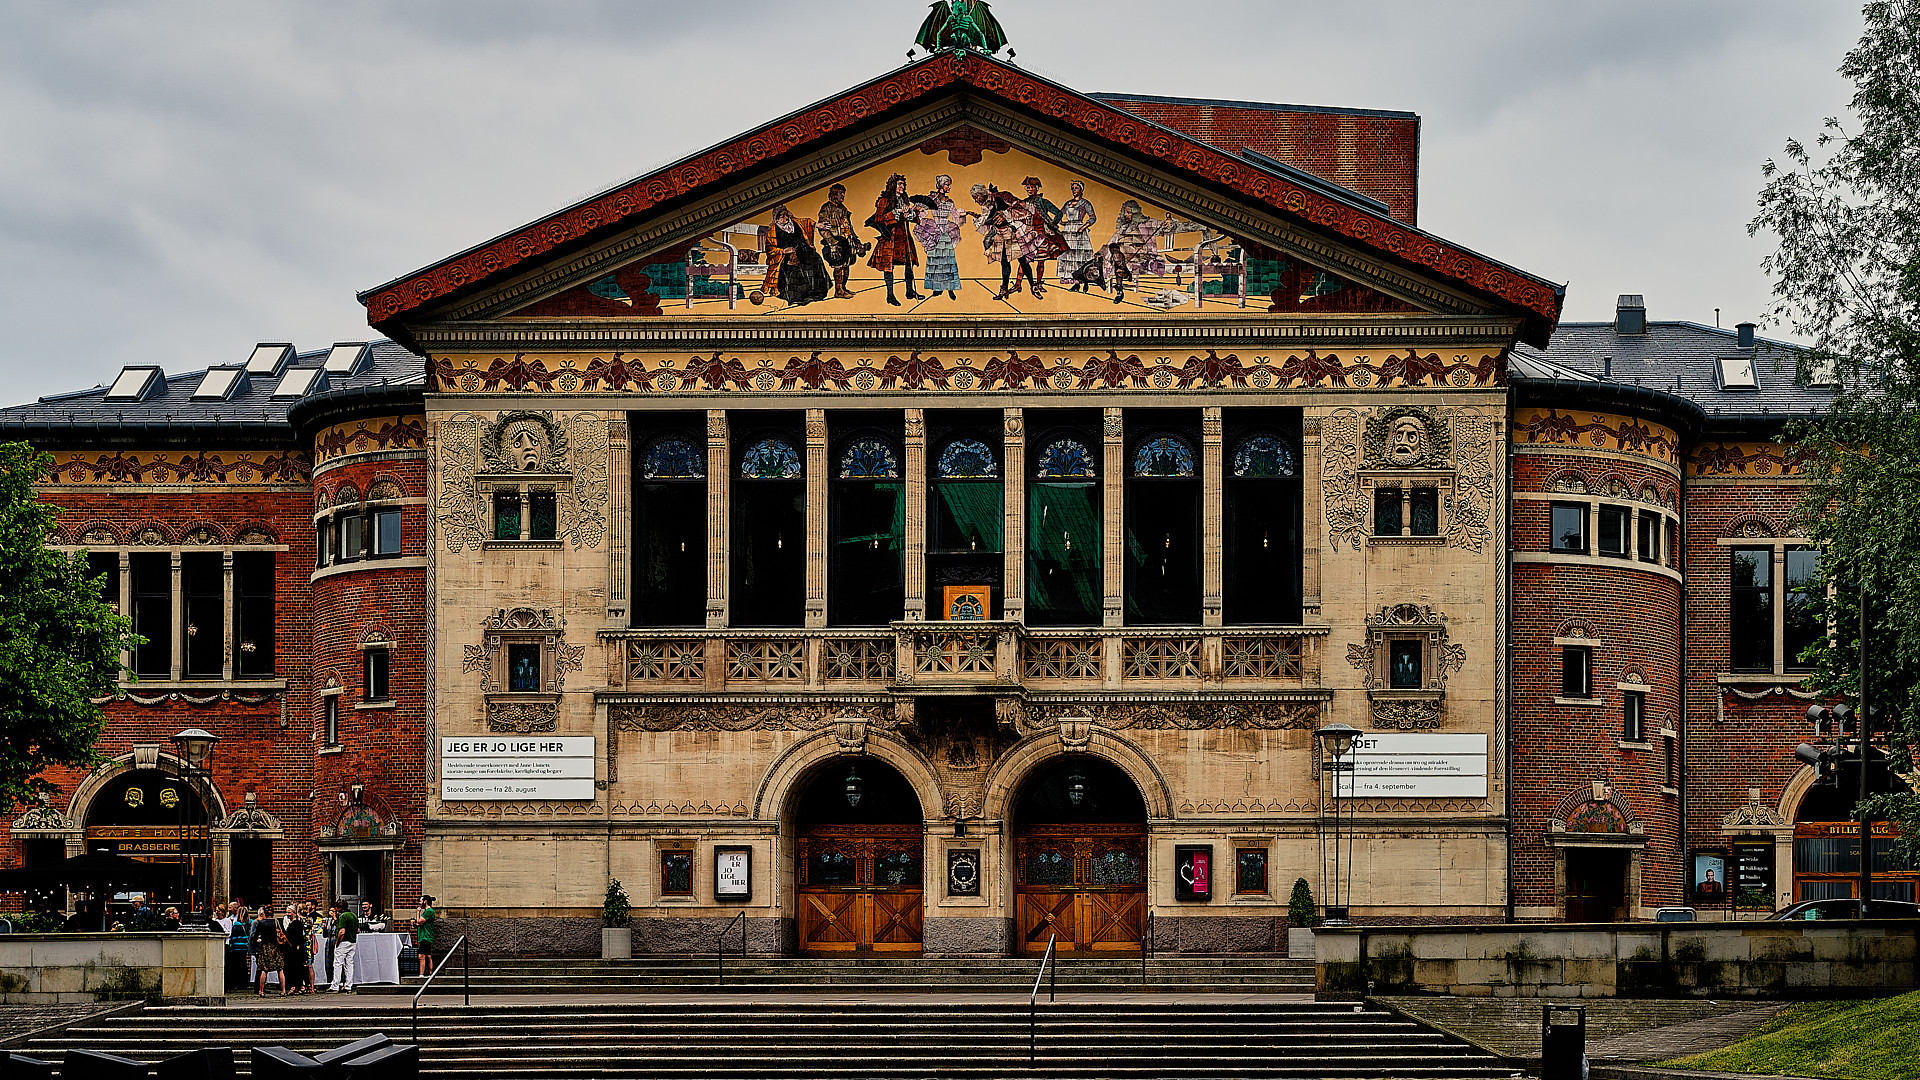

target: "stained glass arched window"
[1131,436,1196,478]
[1231,435,1296,478]
[739,438,802,479]
[642,437,705,480]
[838,438,900,480]
[1035,438,1096,480]
[936,438,999,479]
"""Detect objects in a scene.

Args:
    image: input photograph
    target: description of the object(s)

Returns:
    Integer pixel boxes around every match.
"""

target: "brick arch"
[73,522,121,546]
[333,482,362,506]
[315,488,332,511]
[1726,514,1777,539]
[1598,473,1633,498]
[753,728,946,823]
[1543,468,1592,495]
[978,729,1174,822]
[366,474,406,501]
[234,522,277,545]
[180,522,228,546]
[1551,783,1640,834]
[128,522,176,545]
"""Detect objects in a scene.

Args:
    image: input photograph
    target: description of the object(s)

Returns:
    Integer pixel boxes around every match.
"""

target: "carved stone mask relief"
[1388,417,1428,465]
[506,422,548,471]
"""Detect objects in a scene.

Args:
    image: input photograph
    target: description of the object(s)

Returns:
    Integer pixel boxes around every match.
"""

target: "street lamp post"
[170,728,219,925]
[1799,576,1877,913]
[1316,722,1362,926]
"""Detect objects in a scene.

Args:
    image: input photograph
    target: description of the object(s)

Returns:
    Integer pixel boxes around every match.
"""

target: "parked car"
[1767,898,1920,921]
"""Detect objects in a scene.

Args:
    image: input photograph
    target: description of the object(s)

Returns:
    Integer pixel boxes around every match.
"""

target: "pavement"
[0,1002,138,1047]
[197,988,1323,1010]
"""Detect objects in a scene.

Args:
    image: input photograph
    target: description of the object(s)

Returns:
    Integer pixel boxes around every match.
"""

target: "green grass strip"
[1660,989,1920,1080]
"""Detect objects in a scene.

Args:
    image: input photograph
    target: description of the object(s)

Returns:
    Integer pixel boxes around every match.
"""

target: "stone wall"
[1314,921,1919,999]
[0,933,225,1005]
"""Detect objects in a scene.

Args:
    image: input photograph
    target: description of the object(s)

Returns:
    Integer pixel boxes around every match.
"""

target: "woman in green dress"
[415,895,437,976]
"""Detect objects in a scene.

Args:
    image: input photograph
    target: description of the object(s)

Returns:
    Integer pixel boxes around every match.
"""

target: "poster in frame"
[715,845,752,902]
[1690,850,1728,906]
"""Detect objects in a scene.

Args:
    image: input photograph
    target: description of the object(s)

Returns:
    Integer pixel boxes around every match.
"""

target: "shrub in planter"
[1288,878,1317,928]
[603,878,631,927]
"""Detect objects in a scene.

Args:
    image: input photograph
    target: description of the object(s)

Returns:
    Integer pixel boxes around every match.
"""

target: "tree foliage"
[0,441,137,810]
[1753,2,1920,858]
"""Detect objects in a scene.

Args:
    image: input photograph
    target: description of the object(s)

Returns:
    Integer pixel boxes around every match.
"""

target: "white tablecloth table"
[352,932,406,985]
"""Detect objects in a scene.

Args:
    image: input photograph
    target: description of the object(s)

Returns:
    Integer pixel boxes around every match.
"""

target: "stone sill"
[354,700,396,711]
[1617,740,1653,751]
[1553,696,1603,707]
[317,744,344,756]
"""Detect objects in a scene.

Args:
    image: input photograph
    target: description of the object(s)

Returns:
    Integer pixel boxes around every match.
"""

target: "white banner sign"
[440,736,596,801]
[1335,732,1488,798]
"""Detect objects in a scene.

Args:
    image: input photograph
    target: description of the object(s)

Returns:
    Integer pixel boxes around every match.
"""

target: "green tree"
[0,441,137,809]
[1751,2,1920,860]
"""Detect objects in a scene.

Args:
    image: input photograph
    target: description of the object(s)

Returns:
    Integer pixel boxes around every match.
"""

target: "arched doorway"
[794,758,924,954]
[1792,754,1917,903]
[1012,757,1147,954]
[83,769,212,912]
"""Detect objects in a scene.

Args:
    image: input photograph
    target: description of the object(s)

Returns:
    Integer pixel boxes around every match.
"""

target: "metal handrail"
[1029,932,1057,1063]
[1141,910,1154,986]
[411,934,469,1045]
[715,911,746,985]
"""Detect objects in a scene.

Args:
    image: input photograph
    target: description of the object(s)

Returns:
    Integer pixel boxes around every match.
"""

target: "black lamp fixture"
[1065,770,1088,807]
[1315,721,1363,927]
[171,727,219,770]
[844,765,864,808]
[169,727,219,925]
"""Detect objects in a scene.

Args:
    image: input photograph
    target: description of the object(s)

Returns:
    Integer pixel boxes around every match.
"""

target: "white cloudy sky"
[0,1,1864,406]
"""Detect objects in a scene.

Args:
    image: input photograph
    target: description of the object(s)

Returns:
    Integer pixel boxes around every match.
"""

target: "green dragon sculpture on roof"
[915,0,1009,55]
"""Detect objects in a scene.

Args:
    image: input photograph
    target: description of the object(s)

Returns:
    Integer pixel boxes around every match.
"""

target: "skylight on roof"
[104,366,162,401]
[1716,356,1758,390]
[1807,355,1841,388]
[272,367,325,398]
[192,367,245,400]
[246,343,294,376]
[324,342,369,375]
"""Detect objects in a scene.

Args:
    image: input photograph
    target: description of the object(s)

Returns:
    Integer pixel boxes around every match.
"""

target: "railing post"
[464,935,470,1007]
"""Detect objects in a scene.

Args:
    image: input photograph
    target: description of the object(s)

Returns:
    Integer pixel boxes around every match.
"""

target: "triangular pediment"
[363,52,1560,344]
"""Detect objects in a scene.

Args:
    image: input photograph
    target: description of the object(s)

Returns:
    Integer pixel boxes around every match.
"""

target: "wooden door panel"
[799,891,861,951]
[797,825,924,954]
[1015,826,1147,954]
[1085,891,1145,950]
[1019,890,1078,952]
[870,891,924,951]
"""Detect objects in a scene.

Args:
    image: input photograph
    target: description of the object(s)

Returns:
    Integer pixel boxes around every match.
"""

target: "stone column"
[1102,408,1124,628]
[221,550,236,679]
[706,410,729,630]
[1002,408,1025,623]
[1301,415,1324,619]
[170,551,183,681]
[805,410,829,628]
[903,409,927,621]
[606,417,630,626]
[118,551,132,673]
[1201,407,1224,627]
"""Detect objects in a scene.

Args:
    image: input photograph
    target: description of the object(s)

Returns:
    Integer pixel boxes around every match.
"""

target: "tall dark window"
[364,648,390,702]
[181,553,223,678]
[1561,645,1592,698]
[1409,488,1439,537]
[315,520,331,567]
[1730,547,1774,671]
[830,425,904,626]
[1623,691,1645,741]
[1389,640,1422,689]
[338,512,365,561]
[1028,424,1102,626]
[1550,503,1587,553]
[234,552,275,676]
[130,552,171,677]
[632,430,707,627]
[529,490,557,541]
[1784,546,1822,671]
[372,509,402,557]
[1598,505,1628,557]
[86,552,119,611]
[324,696,339,745]
[929,416,1003,619]
[507,644,541,692]
[1125,419,1200,624]
[1373,488,1402,536]
[732,428,805,627]
[492,492,520,541]
[1664,735,1677,786]
[1637,512,1660,563]
[1224,420,1301,625]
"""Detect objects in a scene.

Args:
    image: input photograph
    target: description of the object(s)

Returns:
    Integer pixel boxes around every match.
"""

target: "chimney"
[1616,295,1647,335]
[1736,322,1756,348]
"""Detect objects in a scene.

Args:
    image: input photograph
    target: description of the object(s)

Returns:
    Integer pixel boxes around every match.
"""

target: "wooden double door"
[1015,825,1147,954]
[796,825,924,954]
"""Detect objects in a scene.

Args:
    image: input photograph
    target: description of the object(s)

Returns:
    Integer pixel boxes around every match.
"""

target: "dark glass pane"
[365,649,389,701]
[1090,846,1143,886]
[130,552,171,677]
[808,850,854,887]
[1795,838,1856,874]
[1561,647,1590,697]
[932,481,1003,553]
[662,851,694,894]
[1599,507,1627,556]
[325,697,339,744]
[830,481,904,626]
[1784,547,1821,670]
[340,513,365,560]
[1374,488,1402,536]
[316,522,330,567]
[1225,478,1301,624]
[1231,435,1295,478]
[529,490,557,541]
[1638,513,1659,562]
[1551,504,1585,552]
[1389,640,1422,689]
[182,552,222,677]
[731,482,805,627]
[493,493,520,540]
[1236,850,1268,893]
[1125,480,1200,624]
[1025,848,1074,886]
[374,509,401,555]
[874,848,923,889]
[1730,548,1774,671]
[508,644,540,692]
[234,552,275,676]
[1131,436,1195,477]
[633,483,706,626]
[1027,483,1101,625]
[1410,488,1438,536]
[86,552,119,610]
[1624,693,1644,740]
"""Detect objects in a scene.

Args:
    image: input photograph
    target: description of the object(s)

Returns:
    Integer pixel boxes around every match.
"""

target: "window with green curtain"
[1027,482,1100,624]
[830,480,905,625]
[933,481,1003,552]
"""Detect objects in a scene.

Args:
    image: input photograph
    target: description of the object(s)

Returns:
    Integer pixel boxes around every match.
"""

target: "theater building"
[6,42,1897,950]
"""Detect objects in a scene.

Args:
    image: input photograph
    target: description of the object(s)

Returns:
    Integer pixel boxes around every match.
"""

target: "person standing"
[224,905,251,993]
[1020,176,1064,287]
[360,900,386,933]
[329,902,359,993]
[865,174,921,306]
[1056,181,1098,288]
[252,907,283,996]
[415,895,438,977]
[281,904,310,995]
[816,184,866,300]
[913,175,966,300]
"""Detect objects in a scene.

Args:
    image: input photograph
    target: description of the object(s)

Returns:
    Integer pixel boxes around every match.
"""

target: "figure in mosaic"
[913,174,966,299]
[764,205,831,307]
[969,183,1063,300]
[1099,199,1202,305]
[1056,180,1098,289]
[816,183,868,300]
[1021,177,1064,286]
[914,0,1009,55]
[866,173,922,306]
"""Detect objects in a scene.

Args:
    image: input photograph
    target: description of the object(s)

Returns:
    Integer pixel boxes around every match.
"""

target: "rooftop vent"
[1736,322,1756,348]
[271,367,327,399]
[1616,295,1647,335]
[104,366,165,401]
[191,366,249,401]
[323,342,370,376]
[245,343,295,376]
[1715,355,1758,390]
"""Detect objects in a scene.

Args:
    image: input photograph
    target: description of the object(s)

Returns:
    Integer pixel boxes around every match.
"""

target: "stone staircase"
[365,954,1318,995]
[19,1000,1518,1078]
